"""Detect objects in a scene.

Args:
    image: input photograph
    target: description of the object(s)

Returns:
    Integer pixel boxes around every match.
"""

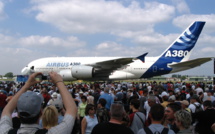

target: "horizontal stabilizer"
[169,57,212,69]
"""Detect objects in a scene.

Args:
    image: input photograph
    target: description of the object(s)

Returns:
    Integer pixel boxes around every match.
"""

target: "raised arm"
[1,72,42,118]
[49,72,77,118]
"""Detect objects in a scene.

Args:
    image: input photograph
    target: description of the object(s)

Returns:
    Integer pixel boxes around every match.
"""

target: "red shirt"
[42,93,51,103]
[0,93,7,108]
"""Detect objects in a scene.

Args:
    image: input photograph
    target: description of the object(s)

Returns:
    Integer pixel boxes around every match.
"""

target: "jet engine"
[59,70,77,81]
[72,66,94,79]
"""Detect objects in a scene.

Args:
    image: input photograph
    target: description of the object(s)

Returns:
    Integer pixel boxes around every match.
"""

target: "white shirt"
[188,102,201,113]
[195,87,203,95]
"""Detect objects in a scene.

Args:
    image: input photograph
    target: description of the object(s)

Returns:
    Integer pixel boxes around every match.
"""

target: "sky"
[0,0,215,76]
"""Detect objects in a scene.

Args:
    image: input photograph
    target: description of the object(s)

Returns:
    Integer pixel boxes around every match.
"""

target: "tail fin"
[159,21,205,62]
[141,21,205,78]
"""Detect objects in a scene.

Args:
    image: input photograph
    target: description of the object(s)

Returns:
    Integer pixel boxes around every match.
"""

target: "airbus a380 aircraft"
[21,21,212,81]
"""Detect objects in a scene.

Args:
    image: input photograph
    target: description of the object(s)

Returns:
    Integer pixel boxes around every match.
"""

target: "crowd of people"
[0,72,215,134]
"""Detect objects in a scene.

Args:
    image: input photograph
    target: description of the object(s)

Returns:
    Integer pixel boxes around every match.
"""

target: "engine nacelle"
[72,66,94,79]
[59,70,77,81]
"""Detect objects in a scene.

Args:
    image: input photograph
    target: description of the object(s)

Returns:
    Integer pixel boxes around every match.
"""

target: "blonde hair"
[42,105,58,129]
[174,110,192,129]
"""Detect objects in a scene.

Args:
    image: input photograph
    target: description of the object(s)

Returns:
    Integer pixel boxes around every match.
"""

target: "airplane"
[21,21,212,81]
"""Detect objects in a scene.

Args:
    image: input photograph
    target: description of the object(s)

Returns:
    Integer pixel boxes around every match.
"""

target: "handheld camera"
[35,74,50,81]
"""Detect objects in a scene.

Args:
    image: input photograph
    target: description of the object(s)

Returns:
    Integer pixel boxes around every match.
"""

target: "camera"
[35,74,49,81]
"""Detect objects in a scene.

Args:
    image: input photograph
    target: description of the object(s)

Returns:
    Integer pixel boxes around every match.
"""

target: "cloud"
[30,0,175,35]
[18,35,86,54]
[201,47,215,53]
[0,47,47,75]
[0,1,7,20]
[0,34,15,45]
[173,14,215,33]
[19,35,85,47]
[171,0,190,14]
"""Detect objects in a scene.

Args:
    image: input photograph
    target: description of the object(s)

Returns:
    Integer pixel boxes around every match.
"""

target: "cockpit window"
[30,66,34,70]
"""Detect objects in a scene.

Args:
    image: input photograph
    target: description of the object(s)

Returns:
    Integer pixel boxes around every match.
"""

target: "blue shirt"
[85,114,98,134]
[99,93,114,110]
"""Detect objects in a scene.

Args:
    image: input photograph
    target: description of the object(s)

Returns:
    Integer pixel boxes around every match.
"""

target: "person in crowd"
[81,104,98,134]
[129,99,146,134]
[92,102,134,134]
[6,91,14,103]
[42,105,58,129]
[0,72,77,134]
[188,94,202,113]
[96,98,110,123]
[78,95,87,117]
[161,95,169,108]
[163,103,181,133]
[144,95,157,126]
[98,87,114,111]
[115,88,123,102]
[41,87,51,108]
[92,88,100,108]
[180,100,191,112]
[0,89,7,117]
[194,100,215,134]
[137,104,175,134]
[12,117,21,129]
[211,123,215,133]
[195,85,203,96]
[207,90,215,102]
[139,90,148,114]
[154,89,163,103]
[174,110,192,134]
[49,99,65,124]
[168,90,176,102]
[87,92,94,105]
[47,92,58,105]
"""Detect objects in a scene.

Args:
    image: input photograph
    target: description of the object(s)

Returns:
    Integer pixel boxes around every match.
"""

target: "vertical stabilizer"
[141,21,205,78]
[160,21,205,61]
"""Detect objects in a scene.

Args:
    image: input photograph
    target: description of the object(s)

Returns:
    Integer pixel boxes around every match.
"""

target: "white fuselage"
[21,56,159,80]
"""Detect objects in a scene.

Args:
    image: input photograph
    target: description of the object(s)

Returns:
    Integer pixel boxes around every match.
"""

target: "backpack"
[144,127,169,134]
[96,107,110,123]
[193,103,203,113]
[8,128,48,134]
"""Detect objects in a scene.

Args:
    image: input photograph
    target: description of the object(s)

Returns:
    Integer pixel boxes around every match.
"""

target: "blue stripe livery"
[141,21,205,78]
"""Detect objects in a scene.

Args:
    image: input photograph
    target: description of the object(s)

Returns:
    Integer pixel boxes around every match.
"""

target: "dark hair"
[98,98,107,107]
[162,96,168,101]
[12,117,21,128]
[130,99,140,109]
[81,95,87,101]
[203,100,212,108]
[150,104,164,121]
[167,103,181,112]
[85,104,95,115]
[19,112,41,124]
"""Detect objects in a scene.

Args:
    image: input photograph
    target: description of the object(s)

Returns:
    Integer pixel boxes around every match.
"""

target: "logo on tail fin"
[141,21,205,78]
[161,21,205,60]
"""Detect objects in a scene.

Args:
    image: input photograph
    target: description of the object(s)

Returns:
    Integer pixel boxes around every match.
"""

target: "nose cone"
[21,67,30,75]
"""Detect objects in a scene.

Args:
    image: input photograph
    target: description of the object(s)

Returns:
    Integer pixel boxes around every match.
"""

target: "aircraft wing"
[85,53,148,78]
[87,57,135,70]
[86,53,148,70]
[169,57,212,71]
